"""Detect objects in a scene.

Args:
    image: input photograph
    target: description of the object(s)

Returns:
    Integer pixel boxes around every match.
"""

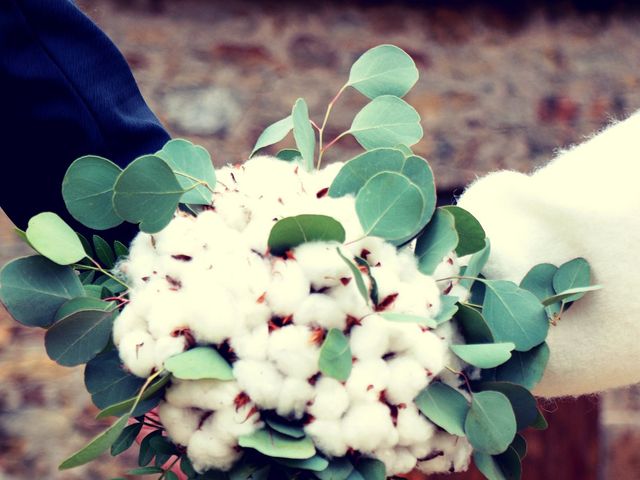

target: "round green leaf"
[314,457,353,479]
[276,455,329,472]
[511,433,527,460]
[464,391,517,455]
[473,451,507,480]
[328,148,406,198]
[482,280,549,352]
[349,95,423,150]
[268,215,346,257]
[0,256,84,328]
[354,458,386,480]
[26,212,86,265]
[62,155,124,230]
[433,295,459,325]
[292,98,316,171]
[415,208,458,274]
[55,297,115,322]
[164,346,234,381]
[415,382,469,436]
[96,374,170,419]
[251,116,293,157]
[348,45,419,99]
[450,343,515,369]
[45,308,116,366]
[541,285,602,306]
[473,448,522,480]
[113,155,185,234]
[264,416,305,439]
[442,206,486,257]
[476,381,538,431]
[495,342,550,390]
[455,304,495,344]
[319,328,352,381]
[553,257,591,303]
[355,171,423,240]
[156,139,216,205]
[276,149,302,162]
[238,429,315,459]
[520,263,560,317]
[85,350,145,410]
[379,312,437,328]
[459,239,491,290]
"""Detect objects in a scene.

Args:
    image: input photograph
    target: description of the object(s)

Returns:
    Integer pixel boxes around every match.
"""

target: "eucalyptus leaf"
[319,328,352,381]
[314,457,353,480]
[415,382,469,436]
[292,98,316,171]
[531,408,548,430]
[348,44,418,98]
[113,155,185,234]
[519,263,560,317]
[93,235,116,269]
[113,240,129,259]
[355,171,423,240]
[541,285,602,306]
[238,429,315,459]
[96,374,171,419]
[482,280,549,352]
[164,347,233,381]
[415,208,458,274]
[85,350,145,411]
[276,455,329,472]
[455,304,495,344]
[464,390,517,455]
[553,257,591,303]
[349,95,423,150]
[495,343,550,390]
[111,422,143,456]
[474,381,538,431]
[251,116,293,157]
[45,308,116,367]
[276,149,302,162]
[433,295,459,324]
[459,239,491,289]
[0,256,84,328]
[26,212,86,265]
[62,155,124,230]
[264,416,305,439]
[156,139,216,205]
[268,215,346,257]
[449,343,515,369]
[379,312,437,328]
[511,434,527,460]
[336,249,369,305]
[473,448,522,480]
[473,451,507,480]
[442,206,486,256]
[353,458,385,480]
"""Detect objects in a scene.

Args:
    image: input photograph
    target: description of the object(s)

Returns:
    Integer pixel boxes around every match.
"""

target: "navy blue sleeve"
[0,0,170,240]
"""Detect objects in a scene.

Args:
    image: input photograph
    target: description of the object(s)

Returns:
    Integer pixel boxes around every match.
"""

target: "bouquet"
[0,45,599,480]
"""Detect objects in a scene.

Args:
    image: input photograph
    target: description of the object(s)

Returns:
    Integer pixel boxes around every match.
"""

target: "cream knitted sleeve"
[457,111,640,397]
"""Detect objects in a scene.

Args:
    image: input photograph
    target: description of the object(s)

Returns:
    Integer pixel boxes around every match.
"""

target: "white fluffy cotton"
[115,156,473,476]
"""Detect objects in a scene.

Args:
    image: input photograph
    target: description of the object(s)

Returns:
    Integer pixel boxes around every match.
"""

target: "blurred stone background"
[2,0,640,478]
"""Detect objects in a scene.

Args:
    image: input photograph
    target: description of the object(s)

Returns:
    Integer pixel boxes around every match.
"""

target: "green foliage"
[378,312,437,328]
[113,155,185,233]
[449,343,515,369]
[113,240,129,259]
[415,208,458,274]
[553,257,591,303]
[541,285,602,306]
[45,308,116,366]
[268,215,346,257]
[442,206,486,256]
[355,171,423,240]
[26,212,86,265]
[433,295,459,324]
[459,239,491,289]
[495,343,550,390]
[511,434,527,460]
[455,304,495,344]
[239,429,316,460]
[348,45,419,99]
[473,448,522,480]
[156,138,217,205]
[475,382,538,431]
[0,256,84,327]
[276,149,302,162]
[482,280,549,352]
[251,116,293,157]
[292,99,316,171]
[314,457,353,479]
[96,374,170,419]
[318,328,352,381]
[336,249,370,305]
[464,391,517,455]
[93,235,116,268]
[164,347,234,381]
[519,263,560,317]
[264,416,305,439]
[349,95,422,150]
[62,155,123,230]
[352,459,385,480]
[111,422,143,456]
[415,382,469,436]
[276,456,329,472]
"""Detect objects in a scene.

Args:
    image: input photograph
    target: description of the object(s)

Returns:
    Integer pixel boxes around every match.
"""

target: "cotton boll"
[396,405,436,447]
[386,322,423,353]
[448,284,470,303]
[350,315,390,360]
[239,156,304,200]
[213,192,252,231]
[267,325,319,379]
[346,359,390,402]
[370,265,400,302]
[241,302,272,329]
[328,281,372,319]
[210,404,262,445]
[432,254,459,283]
[195,210,244,253]
[276,377,315,419]
[350,237,399,271]
[157,401,200,447]
[342,402,396,453]
[184,286,240,344]
[308,377,350,420]
[375,447,417,476]
[165,379,240,411]
[231,324,269,361]
[112,307,147,346]
[233,359,283,410]
[266,260,310,316]
[146,293,192,340]
[119,331,157,378]
[395,249,421,282]
[154,335,187,370]
[416,432,472,474]
[294,242,351,289]
[408,330,448,376]
[154,215,201,258]
[188,423,241,472]
[304,419,348,457]
[385,355,429,405]
[293,293,346,330]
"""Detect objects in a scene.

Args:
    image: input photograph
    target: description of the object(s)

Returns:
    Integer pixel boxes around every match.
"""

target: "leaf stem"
[317,83,348,170]
[75,258,131,290]
[445,365,474,400]
[435,275,480,283]
[173,171,216,194]
[158,455,180,479]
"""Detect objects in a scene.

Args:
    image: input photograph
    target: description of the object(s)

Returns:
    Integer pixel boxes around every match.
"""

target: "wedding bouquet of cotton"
[0,45,599,480]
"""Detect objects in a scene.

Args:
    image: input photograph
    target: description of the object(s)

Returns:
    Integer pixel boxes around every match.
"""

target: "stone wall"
[1,1,640,478]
